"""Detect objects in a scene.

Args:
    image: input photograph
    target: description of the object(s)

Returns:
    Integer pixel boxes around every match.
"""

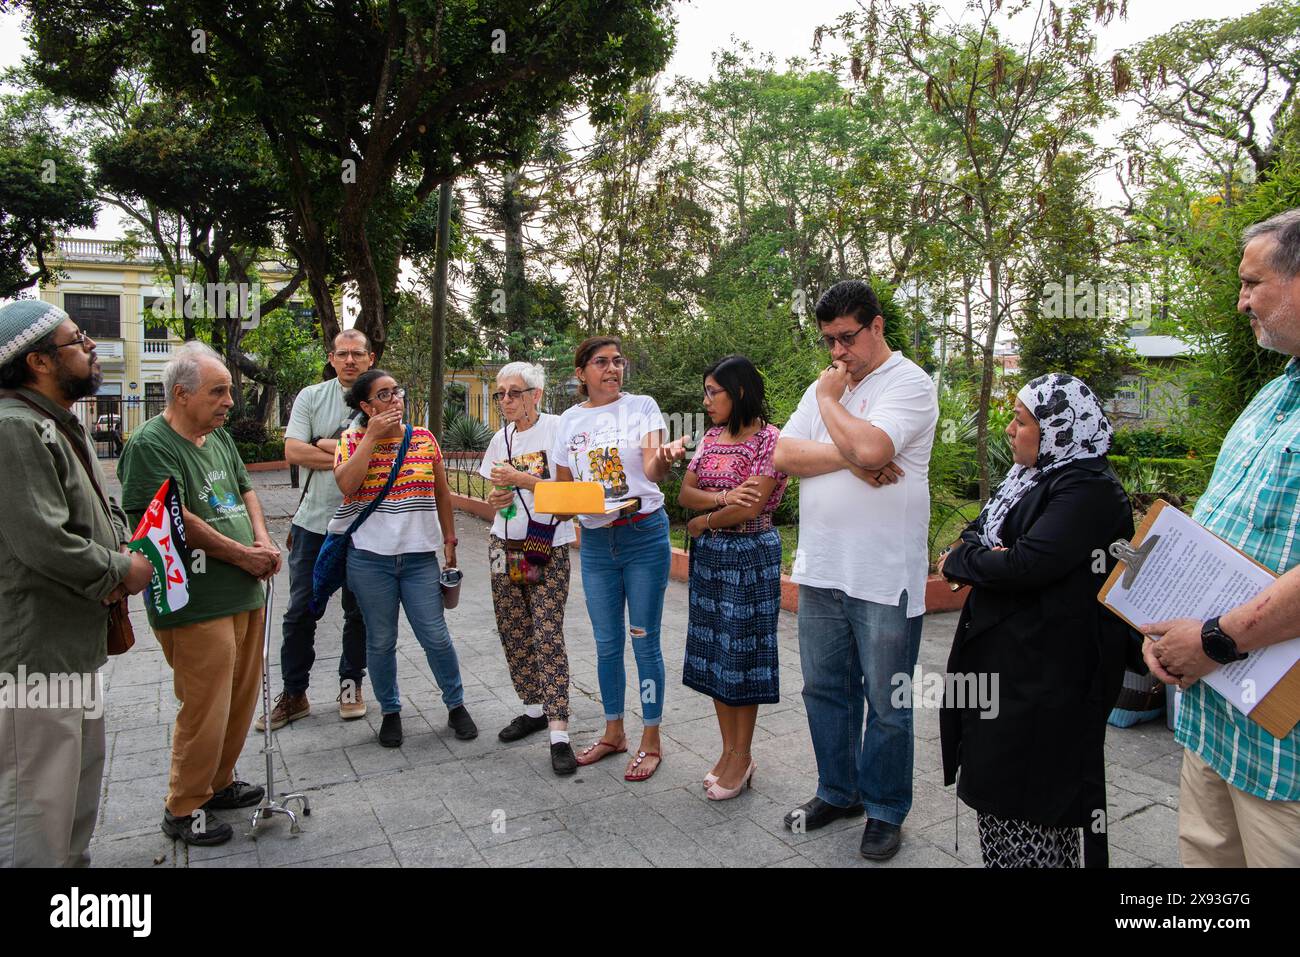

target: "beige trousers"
[155,608,264,817]
[0,682,105,868]
[1179,748,1300,867]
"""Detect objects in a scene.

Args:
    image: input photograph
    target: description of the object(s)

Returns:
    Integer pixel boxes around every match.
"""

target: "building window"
[144,300,169,339]
[64,294,121,338]
[145,382,165,418]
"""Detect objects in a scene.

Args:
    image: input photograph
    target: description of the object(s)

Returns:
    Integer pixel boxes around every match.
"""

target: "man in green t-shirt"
[119,341,282,847]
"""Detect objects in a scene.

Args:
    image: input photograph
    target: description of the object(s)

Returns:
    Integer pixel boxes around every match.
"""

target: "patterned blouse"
[687,423,788,530]
[327,425,445,556]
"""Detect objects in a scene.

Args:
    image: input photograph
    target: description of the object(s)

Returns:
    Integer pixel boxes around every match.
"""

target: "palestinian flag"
[126,477,190,616]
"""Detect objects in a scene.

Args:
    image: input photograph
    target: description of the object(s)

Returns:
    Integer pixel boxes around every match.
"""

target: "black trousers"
[281,524,367,693]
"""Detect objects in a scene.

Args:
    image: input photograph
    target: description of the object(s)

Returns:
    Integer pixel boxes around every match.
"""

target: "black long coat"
[939,457,1136,867]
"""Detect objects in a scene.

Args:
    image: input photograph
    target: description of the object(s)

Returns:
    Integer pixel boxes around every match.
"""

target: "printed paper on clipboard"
[1098,499,1300,739]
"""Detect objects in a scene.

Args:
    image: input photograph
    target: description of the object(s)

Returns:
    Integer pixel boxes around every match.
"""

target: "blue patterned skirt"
[682,529,782,705]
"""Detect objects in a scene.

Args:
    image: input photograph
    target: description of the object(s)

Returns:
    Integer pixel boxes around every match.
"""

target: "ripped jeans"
[578,508,671,725]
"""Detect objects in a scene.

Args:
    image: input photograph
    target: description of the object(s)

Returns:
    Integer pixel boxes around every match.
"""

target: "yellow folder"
[533,481,635,516]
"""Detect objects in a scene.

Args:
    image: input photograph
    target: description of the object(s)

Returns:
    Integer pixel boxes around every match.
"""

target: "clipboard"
[1099,499,1300,739]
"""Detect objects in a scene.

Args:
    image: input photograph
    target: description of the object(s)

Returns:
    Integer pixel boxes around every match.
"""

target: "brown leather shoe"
[254,691,309,732]
[338,683,367,720]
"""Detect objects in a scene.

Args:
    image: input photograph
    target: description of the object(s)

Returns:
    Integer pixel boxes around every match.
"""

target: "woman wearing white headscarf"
[938,373,1136,868]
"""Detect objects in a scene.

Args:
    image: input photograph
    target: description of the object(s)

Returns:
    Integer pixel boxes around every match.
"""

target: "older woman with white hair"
[478,362,579,774]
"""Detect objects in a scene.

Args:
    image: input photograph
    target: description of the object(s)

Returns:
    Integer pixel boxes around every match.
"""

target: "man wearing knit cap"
[0,299,155,867]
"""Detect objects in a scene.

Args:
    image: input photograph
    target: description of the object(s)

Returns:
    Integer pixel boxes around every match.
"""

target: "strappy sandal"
[624,749,663,782]
[575,738,627,766]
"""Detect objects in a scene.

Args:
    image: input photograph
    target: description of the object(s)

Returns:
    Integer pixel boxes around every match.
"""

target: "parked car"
[93,413,124,453]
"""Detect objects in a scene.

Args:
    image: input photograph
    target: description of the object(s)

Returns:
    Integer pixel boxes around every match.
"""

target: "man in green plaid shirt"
[1143,208,1300,867]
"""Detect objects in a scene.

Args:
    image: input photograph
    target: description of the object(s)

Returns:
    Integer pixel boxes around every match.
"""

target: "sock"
[550,730,570,745]
[524,704,543,719]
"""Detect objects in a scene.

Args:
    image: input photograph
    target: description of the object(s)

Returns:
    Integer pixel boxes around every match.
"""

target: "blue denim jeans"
[346,549,465,715]
[797,585,924,825]
[579,508,671,725]
[281,524,366,694]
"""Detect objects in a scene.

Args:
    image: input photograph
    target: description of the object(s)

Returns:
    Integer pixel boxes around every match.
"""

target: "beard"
[57,357,102,401]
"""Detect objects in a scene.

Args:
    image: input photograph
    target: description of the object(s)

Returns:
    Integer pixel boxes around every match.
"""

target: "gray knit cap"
[0,300,69,365]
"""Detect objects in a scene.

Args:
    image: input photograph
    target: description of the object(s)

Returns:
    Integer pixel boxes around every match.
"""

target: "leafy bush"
[226,418,268,444]
[1111,427,1191,459]
[235,439,285,464]
[1108,454,1215,501]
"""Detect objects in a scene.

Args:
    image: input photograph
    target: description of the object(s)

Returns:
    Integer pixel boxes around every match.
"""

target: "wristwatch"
[1201,617,1248,664]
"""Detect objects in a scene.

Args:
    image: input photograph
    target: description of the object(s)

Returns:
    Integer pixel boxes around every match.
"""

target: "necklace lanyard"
[503,421,557,529]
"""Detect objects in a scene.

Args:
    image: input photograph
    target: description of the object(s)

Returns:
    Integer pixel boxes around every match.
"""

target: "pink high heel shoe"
[706,759,756,801]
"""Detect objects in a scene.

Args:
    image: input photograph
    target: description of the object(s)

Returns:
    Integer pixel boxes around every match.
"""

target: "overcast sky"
[0,0,1271,244]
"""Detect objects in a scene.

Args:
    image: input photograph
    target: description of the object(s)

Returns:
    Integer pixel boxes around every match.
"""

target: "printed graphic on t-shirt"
[200,469,246,517]
[511,449,551,479]
[587,446,629,497]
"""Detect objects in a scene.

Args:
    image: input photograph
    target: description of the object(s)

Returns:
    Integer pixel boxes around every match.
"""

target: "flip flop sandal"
[624,750,663,782]
[575,739,627,766]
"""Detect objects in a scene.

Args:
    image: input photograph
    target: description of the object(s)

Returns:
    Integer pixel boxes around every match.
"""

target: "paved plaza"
[87,467,1184,868]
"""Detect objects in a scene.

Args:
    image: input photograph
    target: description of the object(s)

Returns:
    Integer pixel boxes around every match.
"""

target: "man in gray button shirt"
[258,330,373,730]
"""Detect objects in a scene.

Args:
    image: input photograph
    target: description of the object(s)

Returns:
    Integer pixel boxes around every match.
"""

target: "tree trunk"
[976,258,1003,502]
[340,197,388,359]
[502,168,527,360]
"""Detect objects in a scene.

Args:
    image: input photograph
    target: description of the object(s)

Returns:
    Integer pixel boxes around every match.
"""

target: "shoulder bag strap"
[343,423,412,536]
[503,424,556,532]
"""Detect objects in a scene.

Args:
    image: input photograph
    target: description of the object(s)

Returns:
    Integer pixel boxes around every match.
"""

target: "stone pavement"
[88,466,1184,868]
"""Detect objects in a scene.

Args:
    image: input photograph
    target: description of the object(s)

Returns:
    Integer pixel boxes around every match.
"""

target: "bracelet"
[714,491,726,508]
[445,537,458,546]
[722,489,731,506]
[706,511,714,530]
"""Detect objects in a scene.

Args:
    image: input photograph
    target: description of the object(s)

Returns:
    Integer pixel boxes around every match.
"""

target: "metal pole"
[429,181,452,436]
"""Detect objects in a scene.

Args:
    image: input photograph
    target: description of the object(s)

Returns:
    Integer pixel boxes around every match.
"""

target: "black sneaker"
[447,705,478,740]
[498,713,548,742]
[550,741,578,776]
[202,780,265,810]
[161,809,233,846]
[379,712,403,748]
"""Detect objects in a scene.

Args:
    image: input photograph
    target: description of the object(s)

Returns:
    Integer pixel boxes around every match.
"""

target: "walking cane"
[249,576,311,836]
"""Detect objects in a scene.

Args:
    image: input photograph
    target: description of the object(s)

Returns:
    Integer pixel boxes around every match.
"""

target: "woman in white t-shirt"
[477,362,579,775]
[550,337,686,782]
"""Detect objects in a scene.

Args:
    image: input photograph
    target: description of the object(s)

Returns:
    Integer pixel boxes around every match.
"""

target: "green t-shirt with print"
[119,415,265,629]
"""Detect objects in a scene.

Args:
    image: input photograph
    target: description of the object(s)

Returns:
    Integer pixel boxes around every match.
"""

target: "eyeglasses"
[370,387,405,403]
[492,388,536,403]
[52,331,95,352]
[332,350,369,360]
[819,327,866,351]
[703,386,727,401]
[586,356,627,371]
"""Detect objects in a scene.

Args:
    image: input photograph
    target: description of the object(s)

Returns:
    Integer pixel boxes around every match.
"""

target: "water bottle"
[493,460,517,520]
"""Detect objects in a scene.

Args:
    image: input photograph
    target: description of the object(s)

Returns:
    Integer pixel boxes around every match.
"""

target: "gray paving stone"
[389,821,486,867]
[109,724,171,756]
[1108,802,1181,868]
[88,830,178,868]
[692,817,798,867]
[286,747,357,789]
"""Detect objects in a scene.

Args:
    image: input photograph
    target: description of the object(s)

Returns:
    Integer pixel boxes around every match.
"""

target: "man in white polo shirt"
[775,280,938,861]
[257,329,373,731]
